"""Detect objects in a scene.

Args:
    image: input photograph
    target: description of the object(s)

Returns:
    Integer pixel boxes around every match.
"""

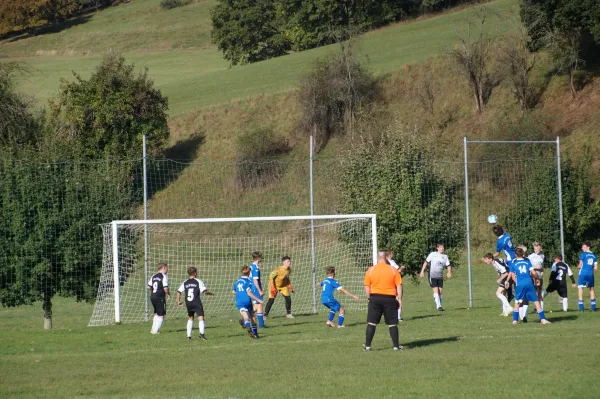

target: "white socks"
[199,320,205,335]
[562,297,568,312]
[151,315,163,333]
[519,305,529,320]
[434,294,441,308]
[540,300,544,311]
[186,320,193,337]
[497,293,510,310]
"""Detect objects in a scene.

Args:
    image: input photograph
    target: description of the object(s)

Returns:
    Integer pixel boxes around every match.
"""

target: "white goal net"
[89,215,376,326]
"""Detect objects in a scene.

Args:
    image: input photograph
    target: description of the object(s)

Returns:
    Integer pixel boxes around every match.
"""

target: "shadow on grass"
[3,14,93,44]
[547,315,578,323]
[409,314,442,321]
[406,336,460,349]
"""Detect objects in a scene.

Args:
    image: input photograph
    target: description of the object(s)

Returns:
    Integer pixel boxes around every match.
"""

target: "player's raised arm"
[340,287,359,300]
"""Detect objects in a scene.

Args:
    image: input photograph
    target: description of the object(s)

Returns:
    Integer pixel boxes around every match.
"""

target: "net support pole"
[143,135,149,321]
[371,216,378,265]
[112,221,121,324]
[464,136,473,309]
[309,134,317,314]
[556,136,565,260]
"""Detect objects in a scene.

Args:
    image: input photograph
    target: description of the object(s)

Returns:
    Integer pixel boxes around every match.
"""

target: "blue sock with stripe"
[578,300,584,311]
[328,311,335,322]
[257,313,264,328]
[244,320,251,328]
[538,310,546,321]
[338,314,345,327]
[252,323,258,336]
[591,299,596,311]
[512,311,519,323]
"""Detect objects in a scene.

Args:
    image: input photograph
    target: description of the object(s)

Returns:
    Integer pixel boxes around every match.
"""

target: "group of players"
[144,224,598,340]
[484,224,597,325]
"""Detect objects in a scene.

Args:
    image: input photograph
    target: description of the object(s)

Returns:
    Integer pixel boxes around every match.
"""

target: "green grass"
[6,0,518,117]
[2,266,599,398]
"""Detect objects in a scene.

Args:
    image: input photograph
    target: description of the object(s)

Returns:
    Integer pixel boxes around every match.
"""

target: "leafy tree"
[210,0,291,66]
[0,0,79,36]
[338,126,464,275]
[51,54,169,158]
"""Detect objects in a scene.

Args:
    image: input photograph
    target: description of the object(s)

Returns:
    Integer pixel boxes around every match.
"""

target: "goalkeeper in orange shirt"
[264,256,295,319]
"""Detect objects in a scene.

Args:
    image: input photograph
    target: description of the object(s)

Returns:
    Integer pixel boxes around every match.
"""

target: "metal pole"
[143,135,149,321]
[371,216,378,266]
[112,221,121,324]
[309,136,317,313]
[309,134,317,314]
[556,137,565,260]
[463,137,473,309]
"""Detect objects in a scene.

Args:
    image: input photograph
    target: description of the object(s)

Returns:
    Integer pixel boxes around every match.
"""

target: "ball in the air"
[487,214,498,224]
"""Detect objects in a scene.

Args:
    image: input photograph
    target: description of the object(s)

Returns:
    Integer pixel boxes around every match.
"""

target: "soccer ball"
[487,214,498,224]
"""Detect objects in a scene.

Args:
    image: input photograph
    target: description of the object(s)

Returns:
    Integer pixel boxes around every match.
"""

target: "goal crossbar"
[107,214,378,324]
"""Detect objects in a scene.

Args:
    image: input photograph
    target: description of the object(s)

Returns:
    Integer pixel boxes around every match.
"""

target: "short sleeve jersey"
[426,252,450,279]
[177,278,206,307]
[250,262,262,292]
[364,262,402,296]
[320,277,342,303]
[550,262,572,287]
[528,253,545,267]
[233,276,253,307]
[579,251,597,275]
[496,233,516,263]
[492,258,509,276]
[148,273,168,298]
[511,258,534,287]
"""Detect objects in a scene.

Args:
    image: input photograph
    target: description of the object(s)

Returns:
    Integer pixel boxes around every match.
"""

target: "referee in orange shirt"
[363,250,403,351]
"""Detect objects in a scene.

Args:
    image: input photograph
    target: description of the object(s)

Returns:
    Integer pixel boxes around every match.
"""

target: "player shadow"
[408,314,442,321]
[406,336,460,349]
[272,320,321,328]
[547,315,578,323]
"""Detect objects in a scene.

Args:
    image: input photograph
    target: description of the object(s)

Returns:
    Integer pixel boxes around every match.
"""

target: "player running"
[264,256,295,319]
[147,263,170,335]
[507,247,551,325]
[386,249,406,321]
[577,242,598,311]
[528,243,545,309]
[250,251,266,328]
[482,253,512,316]
[320,267,359,328]
[541,255,576,312]
[176,266,214,340]
[233,265,263,339]
[420,243,452,311]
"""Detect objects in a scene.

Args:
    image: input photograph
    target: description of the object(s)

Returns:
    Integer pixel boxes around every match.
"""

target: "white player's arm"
[339,287,359,300]
[446,264,452,278]
[164,287,171,298]
[202,289,215,296]
[420,261,428,277]
[176,291,183,306]
[247,289,262,303]
[497,272,508,283]
[505,272,514,288]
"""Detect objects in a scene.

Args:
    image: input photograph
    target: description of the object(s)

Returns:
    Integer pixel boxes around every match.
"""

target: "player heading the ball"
[264,256,295,319]
[320,267,358,328]
[147,262,170,335]
[176,266,214,340]
[233,265,263,339]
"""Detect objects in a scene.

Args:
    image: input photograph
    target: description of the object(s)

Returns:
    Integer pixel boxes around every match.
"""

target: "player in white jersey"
[527,243,545,309]
[420,243,451,311]
[482,253,512,316]
[386,249,406,321]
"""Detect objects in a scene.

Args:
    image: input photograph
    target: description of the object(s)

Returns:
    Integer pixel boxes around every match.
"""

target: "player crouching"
[233,265,263,339]
[176,267,214,340]
[320,267,358,328]
[508,247,551,325]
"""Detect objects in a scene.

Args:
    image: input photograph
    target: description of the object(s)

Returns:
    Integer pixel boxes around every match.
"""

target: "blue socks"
[338,314,345,327]
[252,323,258,336]
[328,311,335,322]
[591,299,596,311]
[257,313,265,328]
[579,300,584,311]
[513,311,519,323]
[538,310,546,321]
[244,320,251,328]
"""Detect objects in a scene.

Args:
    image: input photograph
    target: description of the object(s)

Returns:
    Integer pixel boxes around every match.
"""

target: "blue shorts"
[515,284,538,303]
[578,274,595,288]
[251,291,263,304]
[322,300,342,312]
[236,303,253,315]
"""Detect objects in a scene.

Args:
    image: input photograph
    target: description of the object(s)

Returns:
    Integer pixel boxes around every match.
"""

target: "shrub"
[236,125,291,189]
[160,0,191,10]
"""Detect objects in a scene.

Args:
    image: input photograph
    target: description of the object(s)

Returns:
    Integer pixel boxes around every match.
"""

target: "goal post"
[91,214,377,326]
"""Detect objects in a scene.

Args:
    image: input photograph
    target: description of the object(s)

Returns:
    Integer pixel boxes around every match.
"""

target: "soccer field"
[1,265,599,399]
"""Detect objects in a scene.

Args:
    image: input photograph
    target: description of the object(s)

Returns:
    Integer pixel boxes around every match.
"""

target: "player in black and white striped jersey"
[176,266,214,340]
[482,253,513,316]
[386,249,406,321]
[147,263,171,334]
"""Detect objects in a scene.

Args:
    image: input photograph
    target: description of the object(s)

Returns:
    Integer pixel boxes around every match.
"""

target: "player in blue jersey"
[233,265,264,339]
[492,225,516,265]
[577,242,598,311]
[507,247,551,325]
[250,251,266,328]
[320,267,359,328]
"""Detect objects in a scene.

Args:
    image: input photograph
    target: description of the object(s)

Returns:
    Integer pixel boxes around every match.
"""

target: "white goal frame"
[109,214,378,324]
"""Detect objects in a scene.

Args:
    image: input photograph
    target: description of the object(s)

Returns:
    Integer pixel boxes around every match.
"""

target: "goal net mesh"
[89,218,374,326]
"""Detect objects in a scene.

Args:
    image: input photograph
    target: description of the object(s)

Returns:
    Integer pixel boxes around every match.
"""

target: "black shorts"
[151,296,167,316]
[546,283,568,298]
[429,277,443,288]
[367,294,398,325]
[498,277,510,289]
[187,303,204,318]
